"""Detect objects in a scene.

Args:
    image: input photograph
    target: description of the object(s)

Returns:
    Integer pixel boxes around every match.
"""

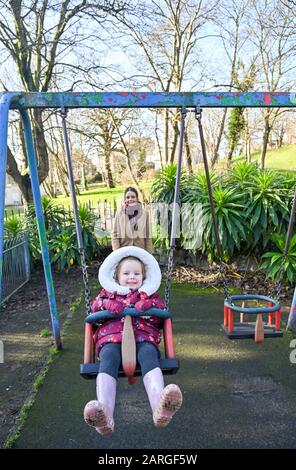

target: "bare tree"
[118,0,214,170]
[0,0,127,203]
[87,109,123,189]
[210,0,251,167]
[248,0,296,169]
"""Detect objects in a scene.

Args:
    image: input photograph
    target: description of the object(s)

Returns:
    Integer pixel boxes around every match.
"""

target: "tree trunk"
[6,110,50,205]
[184,129,193,175]
[42,179,55,198]
[246,134,251,163]
[103,149,115,189]
[169,112,179,164]
[211,109,228,168]
[244,110,251,163]
[6,146,32,206]
[164,109,169,164]
[260,115,272,170]
[227,144,235,166]
[81,165,88,191]
[32,109,49,183]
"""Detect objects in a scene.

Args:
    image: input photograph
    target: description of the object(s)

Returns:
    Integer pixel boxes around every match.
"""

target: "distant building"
[5,174,22,206]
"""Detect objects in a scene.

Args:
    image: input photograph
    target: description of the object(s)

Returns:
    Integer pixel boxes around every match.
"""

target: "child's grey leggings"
[98,341,161,379]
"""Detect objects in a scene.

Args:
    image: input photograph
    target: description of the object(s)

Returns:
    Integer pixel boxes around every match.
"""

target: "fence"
[0,233,31,306]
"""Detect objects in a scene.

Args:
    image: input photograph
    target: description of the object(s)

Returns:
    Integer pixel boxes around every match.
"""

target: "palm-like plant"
[260,233,296,284]
[245,171,290,248]
[68,204,99,260]
[4,216,23,238]
[227,161,259,190]
[50,229,79,271]
[151,164,187,203]
[183,170,220,204]
[201,185,247,260]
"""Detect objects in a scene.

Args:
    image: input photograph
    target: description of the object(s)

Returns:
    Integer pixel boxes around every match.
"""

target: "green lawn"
[52,180,153,209]
[233,144,296,173]
[253,144,296,173]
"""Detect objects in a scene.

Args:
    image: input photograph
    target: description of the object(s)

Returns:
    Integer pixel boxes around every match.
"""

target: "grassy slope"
[234,144,296,173]
[52,180,153,208]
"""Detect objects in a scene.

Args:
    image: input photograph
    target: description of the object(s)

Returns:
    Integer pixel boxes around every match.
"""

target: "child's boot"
[143,367,183,428]
[84,373,116,436]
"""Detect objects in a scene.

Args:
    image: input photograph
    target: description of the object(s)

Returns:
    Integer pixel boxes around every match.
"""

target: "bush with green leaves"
[4,216,23,238]
[151,164,187,203]
[24,197,100,270]
[151,162,295,262]
[245,171,290,249]
[49,227,80,271]
[260,233,296,285]
[200,185,247,261]
[74,204,100,260]
[227,161,259,190]
[151,164,188,250]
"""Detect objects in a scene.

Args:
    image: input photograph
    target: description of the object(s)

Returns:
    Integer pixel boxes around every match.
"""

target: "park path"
[13,285,296,449]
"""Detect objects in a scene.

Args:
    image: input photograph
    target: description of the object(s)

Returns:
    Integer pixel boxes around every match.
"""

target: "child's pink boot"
[143,367,183,428]
[84,400,114,435]
[84,372,116,436]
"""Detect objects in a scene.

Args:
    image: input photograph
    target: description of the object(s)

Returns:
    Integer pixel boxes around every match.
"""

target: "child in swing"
[83,246,183,436]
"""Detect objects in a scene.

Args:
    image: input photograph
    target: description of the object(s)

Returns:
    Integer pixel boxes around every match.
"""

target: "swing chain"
[79,249,93,316]
[59,107,68,120]
[59,106,92,316]
[195,107,233,305]
[164,246,175,309]
[219,262,233,305]
[274,253,287,302]
[164,108,188,310]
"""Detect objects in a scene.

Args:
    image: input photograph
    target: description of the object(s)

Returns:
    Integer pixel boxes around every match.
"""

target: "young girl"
[83,246,183,436]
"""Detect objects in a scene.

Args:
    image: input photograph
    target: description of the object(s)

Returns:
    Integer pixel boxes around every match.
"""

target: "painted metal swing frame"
[1,91,296,352]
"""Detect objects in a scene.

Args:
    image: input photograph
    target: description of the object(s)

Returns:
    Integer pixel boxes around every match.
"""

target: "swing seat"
[222,294,283,340]
[80,308,179,379]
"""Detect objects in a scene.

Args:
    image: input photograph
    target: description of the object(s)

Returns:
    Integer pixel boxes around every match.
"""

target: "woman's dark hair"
[124,187,138,198]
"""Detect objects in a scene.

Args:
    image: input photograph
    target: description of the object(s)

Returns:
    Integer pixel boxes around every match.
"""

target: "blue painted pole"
[3,91,296,110]
[19,107,62,349]
[0,94,14,305]
[287,287,296,332]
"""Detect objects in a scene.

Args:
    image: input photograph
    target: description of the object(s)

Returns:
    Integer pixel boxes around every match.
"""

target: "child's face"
[124,190,138,206]
[118,259,143,291]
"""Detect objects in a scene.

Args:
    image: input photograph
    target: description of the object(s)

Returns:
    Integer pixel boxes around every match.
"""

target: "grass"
[233,144,296,173]
[3,292,84,449]
[3,345,61,449]
[52,180,153,209]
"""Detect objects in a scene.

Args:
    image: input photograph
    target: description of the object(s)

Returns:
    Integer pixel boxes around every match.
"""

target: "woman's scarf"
[122,202,143,232]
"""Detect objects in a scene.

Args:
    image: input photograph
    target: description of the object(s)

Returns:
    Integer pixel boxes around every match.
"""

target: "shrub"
[4,216,23,238]
[201,185,247,261]
[151,164,187,203]
[49,228,79,271]
[260,233,296,285]
[245,171,290,249]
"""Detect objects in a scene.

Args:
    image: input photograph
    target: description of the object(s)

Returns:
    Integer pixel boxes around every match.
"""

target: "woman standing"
[112,187,153,253]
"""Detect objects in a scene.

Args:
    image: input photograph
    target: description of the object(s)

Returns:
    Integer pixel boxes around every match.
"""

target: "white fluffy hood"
[98,246,162,296]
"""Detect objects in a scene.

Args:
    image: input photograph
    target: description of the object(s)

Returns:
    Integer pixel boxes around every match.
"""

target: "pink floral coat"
[91,289,165,354]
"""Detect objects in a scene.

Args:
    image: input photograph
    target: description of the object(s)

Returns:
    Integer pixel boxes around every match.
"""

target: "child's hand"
[135,298,154,313]
[104,299,124,316]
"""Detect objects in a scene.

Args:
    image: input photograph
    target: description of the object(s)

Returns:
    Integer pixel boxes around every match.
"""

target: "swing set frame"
[1,91,296,352]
